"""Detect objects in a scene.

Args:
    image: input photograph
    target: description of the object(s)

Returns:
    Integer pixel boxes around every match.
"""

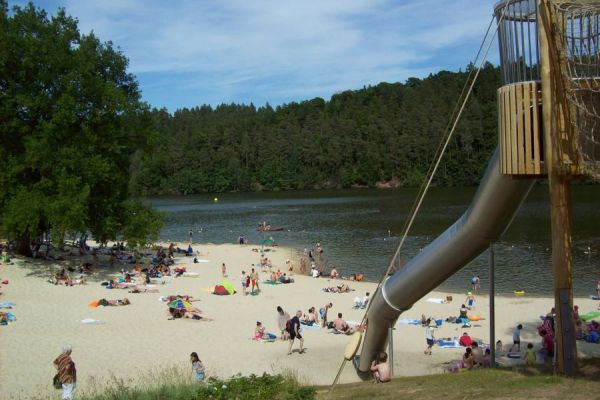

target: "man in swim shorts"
[287,310,304,355]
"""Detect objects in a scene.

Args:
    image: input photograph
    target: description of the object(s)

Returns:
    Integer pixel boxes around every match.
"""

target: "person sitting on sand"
[279,273,293,284]
[459,304,468,320]
[462,347,474,369]
[269,271,278,282]
[311,266,320,278]
[333,313,353,334]
[330,268,339,279]
[459,332,473,347]
[301,307,319,325]
[370,351,391,383]
[353,292,370,309]
[254,321,276,341]
[471,342,484,366]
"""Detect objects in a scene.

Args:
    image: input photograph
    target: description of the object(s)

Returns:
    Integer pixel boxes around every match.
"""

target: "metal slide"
[357,148,535,372]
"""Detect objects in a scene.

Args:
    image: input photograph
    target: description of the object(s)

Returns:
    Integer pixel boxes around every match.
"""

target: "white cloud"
[13,0,499,108]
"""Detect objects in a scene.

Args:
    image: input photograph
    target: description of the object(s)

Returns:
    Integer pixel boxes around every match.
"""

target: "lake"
[151,185,600,296]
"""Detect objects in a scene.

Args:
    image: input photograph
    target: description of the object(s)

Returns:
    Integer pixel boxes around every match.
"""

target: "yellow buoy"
[213,197,218,202]
[514,290,525,295]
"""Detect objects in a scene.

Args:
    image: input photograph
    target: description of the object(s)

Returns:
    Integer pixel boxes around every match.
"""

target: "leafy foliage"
[79,373,316,400]
[0,1,163,252]
[131,64,502,195]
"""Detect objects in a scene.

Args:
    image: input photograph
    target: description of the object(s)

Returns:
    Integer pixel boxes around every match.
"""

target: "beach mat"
[581,311,600,321]
[263,281,281,285]
[80,318,105,325]
[397,319,421,325]
[426,298,445,304]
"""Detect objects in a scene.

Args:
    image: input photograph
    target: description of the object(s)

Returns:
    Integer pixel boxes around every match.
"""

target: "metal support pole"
[388,320,394,377]
[489,243,496,367]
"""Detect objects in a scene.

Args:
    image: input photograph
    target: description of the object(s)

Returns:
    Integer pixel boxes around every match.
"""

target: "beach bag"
[53,374,62,389]
[285,319,291,332]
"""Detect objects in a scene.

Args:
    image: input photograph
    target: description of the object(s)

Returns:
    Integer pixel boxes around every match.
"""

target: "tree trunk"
[16,233,32,257]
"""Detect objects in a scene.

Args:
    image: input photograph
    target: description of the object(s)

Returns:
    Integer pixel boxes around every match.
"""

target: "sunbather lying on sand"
[128,286,159,293]
[323,284,352,293]
[99,298,131,306]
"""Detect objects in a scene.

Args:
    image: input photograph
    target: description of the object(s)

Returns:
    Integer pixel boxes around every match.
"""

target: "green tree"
[0,2,163,254]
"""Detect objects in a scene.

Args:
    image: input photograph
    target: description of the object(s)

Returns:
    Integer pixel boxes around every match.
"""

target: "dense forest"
[130,63,502,195]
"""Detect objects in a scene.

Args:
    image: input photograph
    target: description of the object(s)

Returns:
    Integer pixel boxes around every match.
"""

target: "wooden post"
[538,0,577,376]
[489,243,496,367]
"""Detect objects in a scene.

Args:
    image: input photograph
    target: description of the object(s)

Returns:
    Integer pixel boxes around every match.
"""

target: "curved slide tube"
[357,148,535,372]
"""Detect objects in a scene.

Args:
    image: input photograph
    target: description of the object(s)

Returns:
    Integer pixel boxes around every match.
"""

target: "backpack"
[285,319,292,332]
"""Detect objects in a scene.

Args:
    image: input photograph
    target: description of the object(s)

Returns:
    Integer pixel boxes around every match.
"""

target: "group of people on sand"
[241,268,261,295]
[164,295,211,321]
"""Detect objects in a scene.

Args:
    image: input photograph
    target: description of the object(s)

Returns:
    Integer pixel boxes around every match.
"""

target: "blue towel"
[0,302,15,309]
[397,319,421,325]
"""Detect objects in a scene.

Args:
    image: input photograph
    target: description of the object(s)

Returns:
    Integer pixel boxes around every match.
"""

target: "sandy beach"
[1,242,600,399]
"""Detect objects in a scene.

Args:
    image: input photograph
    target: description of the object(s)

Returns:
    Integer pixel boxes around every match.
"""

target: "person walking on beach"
[190,352,205,382]
[277,306,291,340]
[250,268,260,294]
[287,310,304,355]
[221,263,227,277]
[465,292,475,310]
[54,344,76,400]
[510,324,523,352]
[241,271,247,296]
[471,275,480,293]
[424,319,435,355]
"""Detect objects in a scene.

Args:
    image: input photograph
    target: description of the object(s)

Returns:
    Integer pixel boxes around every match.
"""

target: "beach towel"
[194,259,210,263]
[88,300,100,308]
[581,311,600,321]
[300,323,322,330]
[426,298,445,304]
[182,272,199,277]
[80,318,105,325]
[0,302,15,309]
[437,339,462,348]
[397,319,421,325]
[263,281,281,285]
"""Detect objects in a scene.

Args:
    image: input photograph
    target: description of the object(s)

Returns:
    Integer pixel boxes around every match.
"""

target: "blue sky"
[11,0,500,111]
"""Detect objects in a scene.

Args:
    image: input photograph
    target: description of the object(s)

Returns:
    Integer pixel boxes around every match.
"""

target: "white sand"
[1,243,599,399]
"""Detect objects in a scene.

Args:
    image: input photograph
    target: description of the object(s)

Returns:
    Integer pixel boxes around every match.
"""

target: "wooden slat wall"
[498,81,547,176]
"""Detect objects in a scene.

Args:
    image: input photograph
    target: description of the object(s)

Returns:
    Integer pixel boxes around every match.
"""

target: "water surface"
[151,185,600,296]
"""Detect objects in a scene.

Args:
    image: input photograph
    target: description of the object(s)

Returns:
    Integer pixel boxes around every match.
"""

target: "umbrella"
[168,299,193,310]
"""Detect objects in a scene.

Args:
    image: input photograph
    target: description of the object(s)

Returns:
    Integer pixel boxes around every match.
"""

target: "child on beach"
[241,271,247,296]
[190,352,205,382]
[510,324,523,352]
[370,351,391,383]
[221,263,227,277]
[525,343,536,365]
[424,319,435,355]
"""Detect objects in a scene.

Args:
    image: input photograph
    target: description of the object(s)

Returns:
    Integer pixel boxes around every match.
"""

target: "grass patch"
[79,373,315,400]
[318,360,600,400]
